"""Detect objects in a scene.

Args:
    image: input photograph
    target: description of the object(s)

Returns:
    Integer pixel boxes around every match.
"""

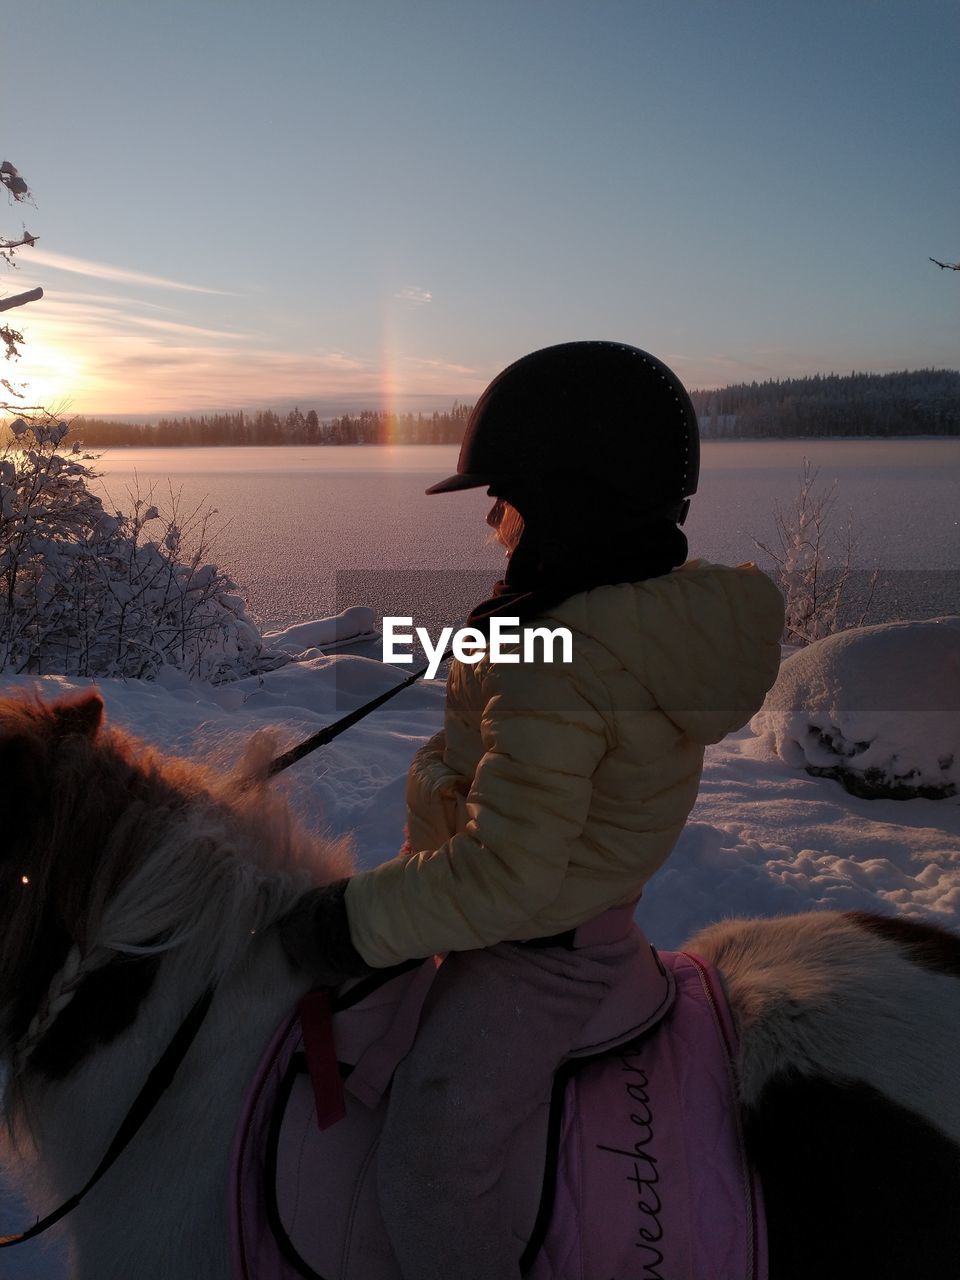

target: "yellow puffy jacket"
[345,560,784,967]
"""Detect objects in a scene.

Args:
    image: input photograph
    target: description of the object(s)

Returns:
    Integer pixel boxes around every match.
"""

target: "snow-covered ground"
[3,629,955,942]
[2,619,959,1277]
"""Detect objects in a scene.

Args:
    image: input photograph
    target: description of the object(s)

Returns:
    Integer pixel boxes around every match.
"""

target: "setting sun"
[9,336,92,413]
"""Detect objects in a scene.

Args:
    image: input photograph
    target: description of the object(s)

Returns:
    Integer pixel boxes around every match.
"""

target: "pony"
[1,689,959,1280]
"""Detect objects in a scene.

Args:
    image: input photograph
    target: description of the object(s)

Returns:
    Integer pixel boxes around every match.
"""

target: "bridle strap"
[0,987,215,1248]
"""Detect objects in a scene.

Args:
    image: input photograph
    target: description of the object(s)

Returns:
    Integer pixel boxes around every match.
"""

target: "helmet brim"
[424,472,492,495]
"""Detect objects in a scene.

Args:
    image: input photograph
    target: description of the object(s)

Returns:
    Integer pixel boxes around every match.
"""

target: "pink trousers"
[376,930,644,1280]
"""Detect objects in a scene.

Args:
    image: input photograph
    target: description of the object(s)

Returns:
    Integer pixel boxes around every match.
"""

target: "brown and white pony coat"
[1,690,959,1280]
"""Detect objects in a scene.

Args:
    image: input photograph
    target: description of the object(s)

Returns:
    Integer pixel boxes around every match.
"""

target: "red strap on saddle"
[298,990,346,1131]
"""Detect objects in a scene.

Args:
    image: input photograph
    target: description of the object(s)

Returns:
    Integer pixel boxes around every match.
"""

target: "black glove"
[277,879,376,985]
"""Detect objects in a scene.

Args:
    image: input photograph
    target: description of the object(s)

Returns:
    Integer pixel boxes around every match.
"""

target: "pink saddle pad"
[231,940,767,1280]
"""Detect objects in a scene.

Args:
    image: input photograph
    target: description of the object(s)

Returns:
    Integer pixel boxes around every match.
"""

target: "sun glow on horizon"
[5,338,96,418]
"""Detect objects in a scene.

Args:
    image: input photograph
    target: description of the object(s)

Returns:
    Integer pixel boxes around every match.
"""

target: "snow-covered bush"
[751,617,960,800]
[0,416,264,681]
[753,459,880,645]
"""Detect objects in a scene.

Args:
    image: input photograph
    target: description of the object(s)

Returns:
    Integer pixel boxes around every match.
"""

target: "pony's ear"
[53,693,104,739]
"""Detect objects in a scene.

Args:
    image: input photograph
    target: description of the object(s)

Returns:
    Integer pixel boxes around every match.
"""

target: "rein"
[264,648,453,780]
[0,987,214,1249]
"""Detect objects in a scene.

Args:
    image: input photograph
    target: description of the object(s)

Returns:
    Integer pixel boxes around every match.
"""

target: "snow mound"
[751,618,960,799]
[264,607,378,654]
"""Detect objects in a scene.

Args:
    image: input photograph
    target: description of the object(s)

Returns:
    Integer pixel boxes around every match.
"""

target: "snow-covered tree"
[752,459,880,645]
[1,159,267,681]
[0,419,265,680]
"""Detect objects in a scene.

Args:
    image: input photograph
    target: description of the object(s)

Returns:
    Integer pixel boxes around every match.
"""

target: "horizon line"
[41,363,960,424]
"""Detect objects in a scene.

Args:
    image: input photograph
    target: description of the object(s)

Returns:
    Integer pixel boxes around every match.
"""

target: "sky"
[3,0,959,417]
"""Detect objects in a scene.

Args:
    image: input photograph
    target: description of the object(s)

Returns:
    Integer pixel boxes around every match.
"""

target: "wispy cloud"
[402,355,478,377]
[22,294,249,343]
[17,296,483,412]
[664,350,790,389]
[41,288,180,313]
[6,271,479,414]
[26,248,234,295]
[394,286,433,306]
[120,314,250,341]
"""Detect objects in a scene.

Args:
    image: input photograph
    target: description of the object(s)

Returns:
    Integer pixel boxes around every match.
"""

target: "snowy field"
[2,613,959,1276]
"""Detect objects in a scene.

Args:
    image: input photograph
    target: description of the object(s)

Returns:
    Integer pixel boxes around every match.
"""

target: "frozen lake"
[90,440,960,635]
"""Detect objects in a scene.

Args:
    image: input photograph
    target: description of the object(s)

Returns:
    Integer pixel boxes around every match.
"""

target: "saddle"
[231,920,767,1280]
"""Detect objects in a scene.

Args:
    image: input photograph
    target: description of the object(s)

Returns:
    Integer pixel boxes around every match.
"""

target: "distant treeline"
[61,404,473,448]
[13,369,960,448]
[690,368,960,438]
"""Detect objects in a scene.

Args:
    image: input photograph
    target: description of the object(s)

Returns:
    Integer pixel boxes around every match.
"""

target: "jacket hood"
[543,560,785,745]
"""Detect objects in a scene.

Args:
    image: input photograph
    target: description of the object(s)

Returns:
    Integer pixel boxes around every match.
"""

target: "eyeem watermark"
[383,617,573,678]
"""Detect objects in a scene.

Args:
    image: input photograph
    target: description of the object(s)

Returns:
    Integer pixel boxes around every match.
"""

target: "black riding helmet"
[426,341,700,526]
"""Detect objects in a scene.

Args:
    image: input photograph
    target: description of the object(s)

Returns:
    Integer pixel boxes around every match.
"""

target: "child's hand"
[276,879,375,985]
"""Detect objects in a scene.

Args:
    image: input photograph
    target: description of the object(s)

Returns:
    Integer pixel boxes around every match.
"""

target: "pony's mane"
[0,689,352,1079]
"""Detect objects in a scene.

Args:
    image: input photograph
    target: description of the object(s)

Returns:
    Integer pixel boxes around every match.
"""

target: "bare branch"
[1,164,41,375]
[0,287,43,314]
[929,256,960,271]
[1,231,38,253]
[751,458,880,645]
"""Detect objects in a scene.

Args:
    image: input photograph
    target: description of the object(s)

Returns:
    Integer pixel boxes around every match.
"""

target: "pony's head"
[0,691,176,1073]
[0,689,351,1079]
